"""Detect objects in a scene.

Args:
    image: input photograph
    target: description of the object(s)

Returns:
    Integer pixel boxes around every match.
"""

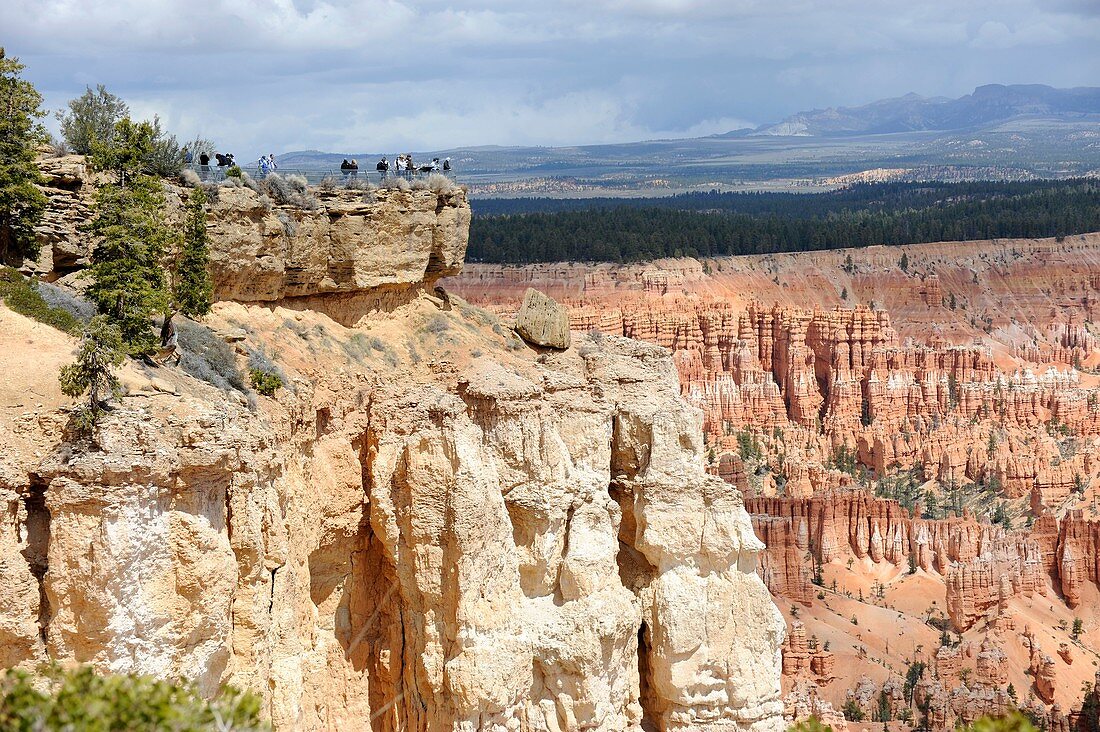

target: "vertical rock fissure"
[347,413,413,730]
[268,567,278,614]
[637,622,660,732]
[20,477,51,649]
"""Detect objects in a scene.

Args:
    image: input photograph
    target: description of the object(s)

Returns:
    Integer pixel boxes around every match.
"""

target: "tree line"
[469,180,1100,263]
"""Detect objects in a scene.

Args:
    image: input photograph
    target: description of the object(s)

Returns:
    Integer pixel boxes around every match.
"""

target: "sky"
[4,0,1100,159]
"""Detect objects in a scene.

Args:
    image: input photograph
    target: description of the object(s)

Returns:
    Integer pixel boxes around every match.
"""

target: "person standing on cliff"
[377,156,389,181]
[199,151,210,180]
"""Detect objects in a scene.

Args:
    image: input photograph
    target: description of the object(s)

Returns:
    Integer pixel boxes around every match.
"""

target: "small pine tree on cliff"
[59,316,125,429]
[172,186,213,318]
[85,117,177,354]
[0,48,48,264]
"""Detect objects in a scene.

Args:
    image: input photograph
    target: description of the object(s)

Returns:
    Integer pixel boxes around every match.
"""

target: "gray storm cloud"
[3,0,1098,158]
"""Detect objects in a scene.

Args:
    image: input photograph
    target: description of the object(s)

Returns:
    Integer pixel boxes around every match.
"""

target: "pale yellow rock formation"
[514,287,571,349]
[0,172,784,731]
[204,185,470,307]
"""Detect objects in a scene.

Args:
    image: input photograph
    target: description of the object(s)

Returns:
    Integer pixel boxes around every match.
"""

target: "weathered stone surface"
[204,185,470,304]
[0,304,785,731]
[514,288,571,350]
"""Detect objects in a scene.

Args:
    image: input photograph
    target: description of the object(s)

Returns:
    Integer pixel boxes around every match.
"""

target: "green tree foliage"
[788,716,836,732]
[249,368,282,397]
[468,180,1100,263]
[85,123,177,353]
[842,700,865,722]
[58,316,125,429]
[827,444,858,475]
[873,689,892,722]
[145,115,185,177]
[1081,681,1100,732]
[0,267,81,334]
[959,712,1038,732]
[947,372,960,409]
[736,428,762,462]
[903,660,926,704]
[0,48,48,263]
[0,665,266,731]
[173,187,213,317]
[1073,617,1084,640]
[91,116,156,186]
[899,252,909,272]
[57,84,128,156]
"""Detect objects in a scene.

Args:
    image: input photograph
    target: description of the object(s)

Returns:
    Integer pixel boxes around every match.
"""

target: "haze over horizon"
[4,0,1099,160]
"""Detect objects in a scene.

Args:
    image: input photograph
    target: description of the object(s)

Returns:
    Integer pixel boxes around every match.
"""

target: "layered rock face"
[1,169,785,731]
[202,185,469,307]
[27,158,471,321]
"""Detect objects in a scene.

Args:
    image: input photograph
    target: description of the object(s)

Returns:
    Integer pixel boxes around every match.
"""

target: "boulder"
[514,287,571,349]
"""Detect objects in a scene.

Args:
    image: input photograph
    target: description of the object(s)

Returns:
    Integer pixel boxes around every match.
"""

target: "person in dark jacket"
[199,152,211,180]
[376,157,389,181]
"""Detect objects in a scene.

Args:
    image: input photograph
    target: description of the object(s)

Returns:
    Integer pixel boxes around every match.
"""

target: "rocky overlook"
[0,159,784,731]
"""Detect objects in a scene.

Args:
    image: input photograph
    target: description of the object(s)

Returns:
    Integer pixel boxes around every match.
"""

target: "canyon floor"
[444,232,1100,729]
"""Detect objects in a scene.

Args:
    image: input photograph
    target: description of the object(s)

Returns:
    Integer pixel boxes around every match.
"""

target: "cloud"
[2,0,1096,157]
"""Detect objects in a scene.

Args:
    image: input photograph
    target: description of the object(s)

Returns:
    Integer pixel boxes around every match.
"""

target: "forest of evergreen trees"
[468,180,1100,263]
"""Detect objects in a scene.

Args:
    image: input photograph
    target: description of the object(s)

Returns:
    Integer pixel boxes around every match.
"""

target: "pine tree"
[85,119,176,354]
[59,316,125,428]
[91,116,156,186]
[173,186,213,318]
[0,48,48,263]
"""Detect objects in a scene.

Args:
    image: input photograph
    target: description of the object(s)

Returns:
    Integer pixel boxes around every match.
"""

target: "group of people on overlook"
[183,145,453,182]
[350,154,452,181]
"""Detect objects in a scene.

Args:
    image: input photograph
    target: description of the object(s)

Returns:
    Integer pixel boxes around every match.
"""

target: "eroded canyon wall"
[444,239,1100,725]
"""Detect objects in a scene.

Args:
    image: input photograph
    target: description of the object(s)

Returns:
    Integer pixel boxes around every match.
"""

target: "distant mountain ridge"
[275,82,1100,189]
[747,84,1100,137]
